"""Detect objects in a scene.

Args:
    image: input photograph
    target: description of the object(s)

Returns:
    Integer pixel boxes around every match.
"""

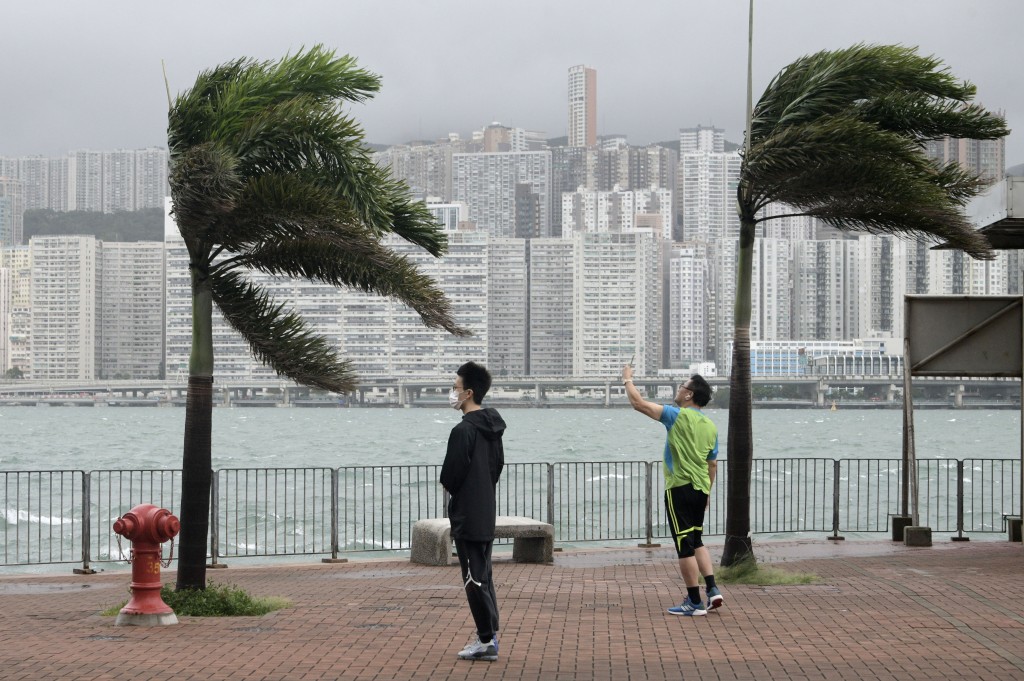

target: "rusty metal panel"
[906,295,1022,377]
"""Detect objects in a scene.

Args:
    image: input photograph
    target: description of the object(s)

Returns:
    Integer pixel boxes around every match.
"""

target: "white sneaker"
[457,637,498,661]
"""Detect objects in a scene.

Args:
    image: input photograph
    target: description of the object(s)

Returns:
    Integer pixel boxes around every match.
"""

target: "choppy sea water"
[0,405,1017,471]
[1,406,1018,575]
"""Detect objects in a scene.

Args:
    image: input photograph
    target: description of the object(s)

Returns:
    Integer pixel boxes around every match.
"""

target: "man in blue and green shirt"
[622,365,722,617]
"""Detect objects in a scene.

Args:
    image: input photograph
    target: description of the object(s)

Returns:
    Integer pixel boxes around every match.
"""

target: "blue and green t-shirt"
[658,405,718,493]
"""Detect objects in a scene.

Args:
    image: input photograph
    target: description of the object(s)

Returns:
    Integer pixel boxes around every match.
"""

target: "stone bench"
[410,516,554,566]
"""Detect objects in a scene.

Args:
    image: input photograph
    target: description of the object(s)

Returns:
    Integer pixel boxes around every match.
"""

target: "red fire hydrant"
[112,503,180,626]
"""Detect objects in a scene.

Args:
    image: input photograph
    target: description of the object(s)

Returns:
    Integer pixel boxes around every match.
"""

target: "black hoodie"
[439,407,506,542]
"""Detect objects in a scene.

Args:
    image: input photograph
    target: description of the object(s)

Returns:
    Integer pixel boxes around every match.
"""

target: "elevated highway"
[0,375,1019,409]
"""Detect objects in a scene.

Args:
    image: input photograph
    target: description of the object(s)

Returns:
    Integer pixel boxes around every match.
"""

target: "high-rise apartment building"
[572,231,661,377]
[680,126,726,154]
[666,241,710,367]
[134,148,171,211]
[0,148,169,214]
[927,248,1008,296]
[488,238,528,376]
[14,157,50,211]
[752,237,793,342]
[792,239,859,340]
[70,150,104,212]
[528,238,575,377]
[0,266,9,373]
[854,235,909,338]
[102,150,136,213]
[679,150,740,242]
[0,177,25,247]
[99,242,165,379]
[29,236,100,380]
[374,142,455,202]
[0,247,31,376]
[568,65,597,148]
[925,135,1005,183]
[452,151,552,238]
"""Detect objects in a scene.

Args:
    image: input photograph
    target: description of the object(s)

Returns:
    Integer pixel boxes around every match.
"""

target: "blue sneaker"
[667,597,707,616]
[706,586,724,611]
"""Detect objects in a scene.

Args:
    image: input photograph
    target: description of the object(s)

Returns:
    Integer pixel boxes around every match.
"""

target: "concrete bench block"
[903,526,932,547]
[411,515,554,566]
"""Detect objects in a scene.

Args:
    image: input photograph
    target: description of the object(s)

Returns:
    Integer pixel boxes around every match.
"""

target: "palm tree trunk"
[722,217,756,566]
[176,272,214,590]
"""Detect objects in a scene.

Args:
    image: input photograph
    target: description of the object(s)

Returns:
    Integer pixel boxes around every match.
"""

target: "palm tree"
[167,47,469,589]
[722,44,1008,566]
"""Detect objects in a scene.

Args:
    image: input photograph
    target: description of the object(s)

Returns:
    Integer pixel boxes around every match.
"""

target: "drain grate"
[231,626,277,633]
[85,635,127,641]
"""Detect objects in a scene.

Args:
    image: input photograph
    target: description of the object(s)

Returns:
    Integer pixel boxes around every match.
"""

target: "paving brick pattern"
[0,541,1021,680]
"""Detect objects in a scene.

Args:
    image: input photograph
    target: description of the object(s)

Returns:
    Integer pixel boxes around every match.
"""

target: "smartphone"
[629,352,635,367]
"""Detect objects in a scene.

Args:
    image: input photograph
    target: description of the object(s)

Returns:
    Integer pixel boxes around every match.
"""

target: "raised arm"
[622,363,662,421]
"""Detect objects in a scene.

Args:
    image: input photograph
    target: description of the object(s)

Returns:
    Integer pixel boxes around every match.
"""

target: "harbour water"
[0,405,1016,471]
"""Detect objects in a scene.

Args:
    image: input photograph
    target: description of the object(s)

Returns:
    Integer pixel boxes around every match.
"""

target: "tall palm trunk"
[722,216,756,566]
[176,272,214,590]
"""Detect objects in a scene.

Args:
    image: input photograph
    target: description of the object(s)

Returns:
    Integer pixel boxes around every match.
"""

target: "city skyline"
[3,1,1022,163]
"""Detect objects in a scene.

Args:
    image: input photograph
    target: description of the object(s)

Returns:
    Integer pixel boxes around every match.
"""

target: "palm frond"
[168,46,465,389]
[743,43,1008,260]
[210,270,357,393]
[235,236,471,336]
[168,47,379,154]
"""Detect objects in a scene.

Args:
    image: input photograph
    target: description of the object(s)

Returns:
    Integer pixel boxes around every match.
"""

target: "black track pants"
[454,539,499,641]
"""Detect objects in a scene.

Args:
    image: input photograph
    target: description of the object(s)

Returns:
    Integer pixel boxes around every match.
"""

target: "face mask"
[448,389,465,409]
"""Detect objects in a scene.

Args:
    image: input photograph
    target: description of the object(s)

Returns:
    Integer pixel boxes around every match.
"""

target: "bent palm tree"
[723,44,1008,566]
[168,47,468,589]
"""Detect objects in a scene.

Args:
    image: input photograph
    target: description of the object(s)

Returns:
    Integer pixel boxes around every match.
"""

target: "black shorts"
[664,484,707,558]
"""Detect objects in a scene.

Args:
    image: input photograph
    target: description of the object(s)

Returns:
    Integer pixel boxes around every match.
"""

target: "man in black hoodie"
[440,361,506,662]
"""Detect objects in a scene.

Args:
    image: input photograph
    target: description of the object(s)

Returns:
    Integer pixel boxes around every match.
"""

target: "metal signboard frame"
[903,295,1024,525]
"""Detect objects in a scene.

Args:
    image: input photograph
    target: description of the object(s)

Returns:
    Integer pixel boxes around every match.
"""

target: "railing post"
[74,471,96,574]
[322,467,347,563]
[639,461,660,548]
[332,468,339,558]
[828,460,845,541]
[546,463,554,527]
[208,471,226,568]
[953,459,969,541]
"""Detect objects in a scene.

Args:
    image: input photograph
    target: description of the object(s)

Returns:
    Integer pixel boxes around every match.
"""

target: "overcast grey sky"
[4,0,1022,164]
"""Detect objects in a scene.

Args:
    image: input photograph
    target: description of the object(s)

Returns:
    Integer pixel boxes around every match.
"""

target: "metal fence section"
[837,459,902,533]
[89,469,182,567]
[551,461,648,542]
[2,457,1022,571]
[1,470,83,566]
[963,458,1022,533]
[213,468,332,562]
[751,458,833,534]
[339,465,444,553]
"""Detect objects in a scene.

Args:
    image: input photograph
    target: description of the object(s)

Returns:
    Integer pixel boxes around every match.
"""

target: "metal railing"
[2,457,1020,570]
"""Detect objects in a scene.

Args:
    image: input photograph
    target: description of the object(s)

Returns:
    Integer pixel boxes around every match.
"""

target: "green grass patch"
[102,580,290,617]
[711,557,817,585]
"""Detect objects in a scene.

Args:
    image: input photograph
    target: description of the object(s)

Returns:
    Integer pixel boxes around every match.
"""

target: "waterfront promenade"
[0,539,1022,680]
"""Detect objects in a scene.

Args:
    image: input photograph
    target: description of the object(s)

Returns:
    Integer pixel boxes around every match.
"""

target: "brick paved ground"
[0,540,1021,680]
